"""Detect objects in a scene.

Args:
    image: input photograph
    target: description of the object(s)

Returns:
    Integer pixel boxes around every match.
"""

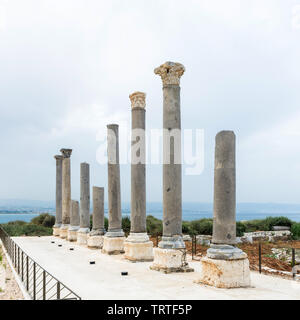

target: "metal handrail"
[0,225,81,300]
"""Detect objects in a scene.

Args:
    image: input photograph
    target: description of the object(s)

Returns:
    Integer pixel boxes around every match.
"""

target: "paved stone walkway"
[12,236,300,300]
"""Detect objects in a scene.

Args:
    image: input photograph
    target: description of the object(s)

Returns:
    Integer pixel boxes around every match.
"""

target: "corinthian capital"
[154,61,185,86]
[129,92,146,109]
[60,148,72,158]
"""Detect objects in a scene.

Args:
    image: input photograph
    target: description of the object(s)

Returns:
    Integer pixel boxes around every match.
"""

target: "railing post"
[156,234,158,247]
[26,256,29,291]
[57,282,60,300]
[33,262,36,300]
[21,252,24,281]
[292,248,296,279]
[259,242,262,274]
[17,247,20,274]
[191,235,194,260]
[43,271,46,300]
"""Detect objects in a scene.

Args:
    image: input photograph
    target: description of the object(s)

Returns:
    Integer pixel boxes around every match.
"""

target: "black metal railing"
[258,242,299,279]
[0,226,81,300]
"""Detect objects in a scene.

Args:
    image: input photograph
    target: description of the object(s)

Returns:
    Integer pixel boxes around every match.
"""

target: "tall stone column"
[77,162,90,245]
[124,92,153,261]
[102,124,125,254]
[87,186,106,249]
[53,155,63,236]
[60,148,72,239]
[151,61,193,273]
[68,200,80,241]
[197,131,250,288]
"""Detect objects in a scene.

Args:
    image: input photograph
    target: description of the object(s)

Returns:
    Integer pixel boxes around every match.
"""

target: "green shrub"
[122,216,131,235]
[182,221,192,234]
[242,219,266,232]
[31,213,55,227]
[263,216,293,231]
[236,221,246,237]
[190,219,213,235]
[2,223,52,237]
[291,223,300,240]
[146,215,163,236]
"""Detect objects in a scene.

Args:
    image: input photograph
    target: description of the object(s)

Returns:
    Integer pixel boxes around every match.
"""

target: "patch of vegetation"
[291,223,300,240]
[31,213,55,228]
[146,215,163,236]
[1,214,54,236]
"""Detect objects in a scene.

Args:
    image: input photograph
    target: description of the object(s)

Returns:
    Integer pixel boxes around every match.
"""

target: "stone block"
[68,230,78,242]
[53,227,61,237]
[102,236,125,255]
[196,256,251,288]
[150,248,194,273]
[124,241,153,262]
[87,235,104,249]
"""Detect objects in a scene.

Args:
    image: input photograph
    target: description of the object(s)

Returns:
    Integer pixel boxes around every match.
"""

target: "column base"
[53,226,61,237]
[150,247,194,274]
[124,241,154,262]
[59,225,69,239]
[87,235,104,249]
[196,256,251,288]
[76,228,90,246]
[67,226,79,242]
[102,236,125,255]
[158,235,185,249]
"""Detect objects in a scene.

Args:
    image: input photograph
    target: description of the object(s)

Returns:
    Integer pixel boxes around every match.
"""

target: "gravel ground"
[0,245,24,300]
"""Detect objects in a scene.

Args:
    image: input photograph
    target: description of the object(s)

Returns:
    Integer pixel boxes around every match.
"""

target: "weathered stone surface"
[207,244,247,260]
[273,226,290,231]
[212,131,236,245]
[68,230,78,242]
[68,200,80,241]
[53,227,60,236]
[154,61,185,250]
[124,241,154,262]
[79,162,90,229]
[130,91,146,234]
[154,61,185,86]
[242,230,291,243]
[53,155,63,230]
[59,225,68,239]
[105,124,124,237]
[102,236,125,255]
[60,148,72,237]
[87,234,104,249]
[77,231,89,246]
[150,248,194,273]
[196,256,251,288]
[91,186,105,235]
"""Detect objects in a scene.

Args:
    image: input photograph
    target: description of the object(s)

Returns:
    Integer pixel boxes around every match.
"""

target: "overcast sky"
[0,0,300,203]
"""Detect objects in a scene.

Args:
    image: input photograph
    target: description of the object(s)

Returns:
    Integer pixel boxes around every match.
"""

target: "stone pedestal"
[150,248,194,274]
[87,234,104,249]
[60,225,69,239]
[53,226,61,237]
[102,236,125,255]
[77,228,90,246]
[197,256,251,288]
[68,226,79,242]
[124,233,153,262]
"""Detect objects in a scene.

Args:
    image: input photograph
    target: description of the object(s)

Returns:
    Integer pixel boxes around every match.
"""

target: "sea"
[0,202,300,224]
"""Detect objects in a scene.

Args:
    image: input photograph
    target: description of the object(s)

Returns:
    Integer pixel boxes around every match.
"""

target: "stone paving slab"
[12,236,300,300]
